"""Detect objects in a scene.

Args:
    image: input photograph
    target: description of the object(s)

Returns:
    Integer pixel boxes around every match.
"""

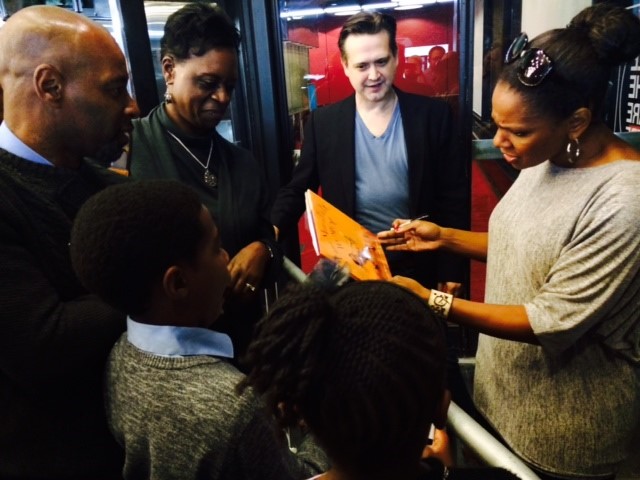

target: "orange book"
[305,190,391,281]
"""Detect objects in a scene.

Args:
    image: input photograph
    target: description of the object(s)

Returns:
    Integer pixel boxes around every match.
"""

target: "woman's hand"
[389,275,430,301]
[228,241,271,297]
[377,219,442,252]
[438,281,463,297]
[422,428,454,467]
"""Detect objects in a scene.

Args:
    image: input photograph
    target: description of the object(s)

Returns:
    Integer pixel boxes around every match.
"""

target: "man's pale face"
[341,31,398,105]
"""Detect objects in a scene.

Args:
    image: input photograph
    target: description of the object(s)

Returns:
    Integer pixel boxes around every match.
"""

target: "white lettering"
[629,75,640,99]
[625,102,640,124]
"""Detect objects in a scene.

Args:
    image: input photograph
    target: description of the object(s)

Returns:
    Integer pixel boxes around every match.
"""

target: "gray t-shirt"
[354,102,410,234]
[475,160,640,478]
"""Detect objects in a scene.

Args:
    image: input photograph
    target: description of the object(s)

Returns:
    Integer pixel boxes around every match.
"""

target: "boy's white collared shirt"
[126,317,234,358]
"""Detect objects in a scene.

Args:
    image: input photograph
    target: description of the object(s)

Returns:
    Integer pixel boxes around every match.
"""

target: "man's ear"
[33,64,63,103]
[341,57,349,76]
[161,56,175,85]
[162,265,189,300]
[568,107,592,140]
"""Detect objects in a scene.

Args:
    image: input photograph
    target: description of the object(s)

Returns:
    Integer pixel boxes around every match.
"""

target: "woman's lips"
[502,152,518,163]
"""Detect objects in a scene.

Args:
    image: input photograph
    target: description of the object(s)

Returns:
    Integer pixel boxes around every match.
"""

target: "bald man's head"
[0,6,139,168]
[0,6,110,88]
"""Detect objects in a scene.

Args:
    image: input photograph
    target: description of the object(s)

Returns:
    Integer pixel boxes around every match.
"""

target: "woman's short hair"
[160,2,240,61]
[70,179,205,316]
[239,281,446,477]
[499,3,640,121]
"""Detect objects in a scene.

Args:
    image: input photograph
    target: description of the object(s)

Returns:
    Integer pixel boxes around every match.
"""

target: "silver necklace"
[166,130,217,187]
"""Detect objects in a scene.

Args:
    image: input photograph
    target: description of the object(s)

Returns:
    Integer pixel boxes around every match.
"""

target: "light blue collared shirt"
[0,121,52,166]
[126,317,234,358]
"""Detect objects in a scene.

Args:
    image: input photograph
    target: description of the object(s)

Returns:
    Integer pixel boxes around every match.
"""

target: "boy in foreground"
[70,179,327,480]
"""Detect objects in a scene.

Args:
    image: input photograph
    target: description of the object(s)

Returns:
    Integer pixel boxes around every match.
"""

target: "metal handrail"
[447,402,541,479]
[282,256,309,284]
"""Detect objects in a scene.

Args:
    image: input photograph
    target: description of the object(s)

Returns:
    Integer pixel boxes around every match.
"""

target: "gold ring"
[245,282,256,292]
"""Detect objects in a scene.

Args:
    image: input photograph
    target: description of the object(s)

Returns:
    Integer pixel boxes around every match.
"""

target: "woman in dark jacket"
[128,3,280,360]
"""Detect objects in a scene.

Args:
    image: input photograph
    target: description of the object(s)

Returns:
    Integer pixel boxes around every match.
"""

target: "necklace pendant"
[204,169,217,187]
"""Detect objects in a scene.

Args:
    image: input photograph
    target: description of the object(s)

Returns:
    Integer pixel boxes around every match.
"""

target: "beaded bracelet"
[428,289,453,320]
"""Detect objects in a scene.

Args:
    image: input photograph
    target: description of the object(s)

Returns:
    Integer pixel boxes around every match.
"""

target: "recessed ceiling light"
[324,5,362,14]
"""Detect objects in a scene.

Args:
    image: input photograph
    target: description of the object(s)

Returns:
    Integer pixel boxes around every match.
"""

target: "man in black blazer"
[271,11,469,291]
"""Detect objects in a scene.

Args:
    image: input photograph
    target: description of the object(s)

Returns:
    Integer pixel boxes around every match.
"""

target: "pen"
[392,214,430,231]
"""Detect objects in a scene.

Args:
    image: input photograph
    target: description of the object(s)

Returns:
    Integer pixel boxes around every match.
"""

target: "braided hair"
[500,3,640,121]
[239,281,446,477]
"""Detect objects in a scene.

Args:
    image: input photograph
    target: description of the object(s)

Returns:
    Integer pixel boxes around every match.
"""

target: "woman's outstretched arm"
[378,220,489,262]
[391,276,537,344]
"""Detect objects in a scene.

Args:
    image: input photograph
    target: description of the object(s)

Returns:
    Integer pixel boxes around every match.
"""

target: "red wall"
[288,4,454,105]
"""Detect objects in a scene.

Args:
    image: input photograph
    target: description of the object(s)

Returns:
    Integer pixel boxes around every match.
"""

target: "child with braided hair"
[239,281,518,480]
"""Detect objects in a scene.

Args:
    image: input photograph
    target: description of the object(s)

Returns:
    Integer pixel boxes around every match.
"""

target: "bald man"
[0,6,139,478]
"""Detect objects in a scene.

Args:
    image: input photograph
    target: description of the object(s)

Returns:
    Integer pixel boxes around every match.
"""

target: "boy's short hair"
[70,179,205,316]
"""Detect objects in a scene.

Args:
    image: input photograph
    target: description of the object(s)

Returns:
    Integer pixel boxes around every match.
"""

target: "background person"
[128,2,280,361]
[427,45,446,69]
[397,55,434,96]
[239,281,519,480]
[380,4,640,478]
[0,5,139,478]
[423,45,447,94]
[70,179,328,480]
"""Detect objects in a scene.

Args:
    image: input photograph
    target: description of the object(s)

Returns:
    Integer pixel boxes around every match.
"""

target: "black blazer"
[271,88,470,287]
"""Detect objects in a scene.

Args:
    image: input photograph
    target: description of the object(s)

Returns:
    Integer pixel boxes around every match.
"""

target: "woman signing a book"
[379,4,640,479]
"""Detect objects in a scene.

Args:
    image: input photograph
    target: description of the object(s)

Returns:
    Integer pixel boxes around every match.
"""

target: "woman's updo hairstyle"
[499,4,640,121]
[239,281,447,477]
[160,2,240,61]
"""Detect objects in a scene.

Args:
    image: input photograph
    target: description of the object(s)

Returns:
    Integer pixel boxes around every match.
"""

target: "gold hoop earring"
[566,138,580,164]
